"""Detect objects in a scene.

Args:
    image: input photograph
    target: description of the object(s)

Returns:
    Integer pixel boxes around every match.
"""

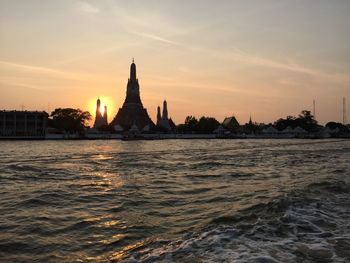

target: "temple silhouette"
[110,60,155,132]
[157,100,175,131]
[93,97,108,129]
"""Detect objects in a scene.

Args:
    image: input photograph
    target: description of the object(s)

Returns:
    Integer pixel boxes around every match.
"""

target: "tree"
[194,116,220,134]
[296,110,318,131]
[177,115,220,133]
[298,110,316,124]
[185,116,198,130]
[50,108,91,133]
[274,117,296,131]
[177,115,198,133]
[326,122,348,132]
[243,121,261,134]
[274,110,319,132]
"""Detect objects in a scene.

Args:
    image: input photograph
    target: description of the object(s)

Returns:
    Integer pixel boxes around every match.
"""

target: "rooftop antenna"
[343,97,346,124]
[313,99,316,119]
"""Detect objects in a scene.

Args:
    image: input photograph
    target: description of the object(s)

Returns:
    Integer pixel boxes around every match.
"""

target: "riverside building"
[0,110,48,138]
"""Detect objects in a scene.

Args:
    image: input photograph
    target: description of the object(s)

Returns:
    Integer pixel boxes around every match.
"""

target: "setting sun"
[100,102,105,116]
[87,96,116,126]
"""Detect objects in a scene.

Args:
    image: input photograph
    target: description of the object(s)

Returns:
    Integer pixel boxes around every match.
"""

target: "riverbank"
[1,132,350,140]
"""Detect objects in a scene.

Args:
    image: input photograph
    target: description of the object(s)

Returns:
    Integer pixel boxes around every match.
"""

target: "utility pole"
[343,97,346,125]
[313,99,316,119]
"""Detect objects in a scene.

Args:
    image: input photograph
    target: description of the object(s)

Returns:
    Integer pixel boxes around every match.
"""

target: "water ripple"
[0,139,349,262]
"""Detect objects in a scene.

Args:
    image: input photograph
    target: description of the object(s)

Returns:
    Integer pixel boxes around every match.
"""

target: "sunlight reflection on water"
[0,139,349,262]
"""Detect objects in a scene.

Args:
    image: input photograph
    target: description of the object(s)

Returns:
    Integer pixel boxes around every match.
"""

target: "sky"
[0,0,349,125]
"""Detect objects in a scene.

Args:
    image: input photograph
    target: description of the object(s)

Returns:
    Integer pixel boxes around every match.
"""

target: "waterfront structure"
[93,98,108,129]
[0,110,48,138]
[156,100,174,131]
[222,116,240,133]
[213,125,228,135]
[261,126,279,135]
[110,60,154,131]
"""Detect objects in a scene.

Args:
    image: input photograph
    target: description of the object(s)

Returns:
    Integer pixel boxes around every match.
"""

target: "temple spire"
[130,58,136,81]
[162,100,168,119]
[103,105,108,123]
[110,61,154,131]
[96,97,101,116]
[157,106,161,121]
[93,97,108,128]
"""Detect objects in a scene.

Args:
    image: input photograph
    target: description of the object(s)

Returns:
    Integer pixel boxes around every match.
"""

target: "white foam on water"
[124,181,350,263]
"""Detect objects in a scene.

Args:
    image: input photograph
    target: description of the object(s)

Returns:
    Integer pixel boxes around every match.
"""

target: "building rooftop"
[0,110,48,115]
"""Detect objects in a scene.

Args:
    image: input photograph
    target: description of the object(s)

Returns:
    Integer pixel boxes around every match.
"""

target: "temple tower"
[96,98,101,118]
[162,100,168,120]
[157,106,161,121]
[103,105,108,124]
[110,60,154,131]
[156,99,172,131]
[124,59,142,105]
[93,98,108,129]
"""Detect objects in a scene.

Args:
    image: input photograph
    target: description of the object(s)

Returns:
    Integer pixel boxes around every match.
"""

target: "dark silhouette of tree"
[298,110,316,124]
[242,121,263,134]
[296,110,318,131]
[326,122,348,132]
[177,115,198,133]
[185,116,198,130]
[50,108,91,133]
[177,115,220,133]
[274,110,319,132]
[176,123,187,133]
[194,116,220,133]
[274,117,295,131]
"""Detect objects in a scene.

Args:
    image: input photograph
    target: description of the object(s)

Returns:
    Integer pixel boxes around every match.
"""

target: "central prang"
[110,60,155,132]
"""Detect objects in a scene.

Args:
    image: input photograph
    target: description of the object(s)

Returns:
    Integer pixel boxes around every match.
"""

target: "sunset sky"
[1,0,349,125]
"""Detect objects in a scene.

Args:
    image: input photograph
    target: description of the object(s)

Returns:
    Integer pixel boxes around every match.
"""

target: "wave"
[121,180,350,262]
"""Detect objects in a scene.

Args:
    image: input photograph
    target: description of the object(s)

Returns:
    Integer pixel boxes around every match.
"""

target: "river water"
[0,139,349,262]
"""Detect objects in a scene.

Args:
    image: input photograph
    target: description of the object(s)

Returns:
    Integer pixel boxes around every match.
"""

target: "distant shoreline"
[1,134,349,141]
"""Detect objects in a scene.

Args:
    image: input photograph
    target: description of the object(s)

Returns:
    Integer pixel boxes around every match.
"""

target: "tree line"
[48,108,349,134]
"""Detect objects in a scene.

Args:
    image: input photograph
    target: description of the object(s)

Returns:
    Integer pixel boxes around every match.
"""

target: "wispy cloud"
[0,60,114,82]
[227,48,318,74]
[76,0,100,14]
[133,32,180,46]
[0,81,46,92]
[225,48,350,84]
[0,61,68,75]
[129,24,348,85]
[54,45,132,65]
[183,45,350,85]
